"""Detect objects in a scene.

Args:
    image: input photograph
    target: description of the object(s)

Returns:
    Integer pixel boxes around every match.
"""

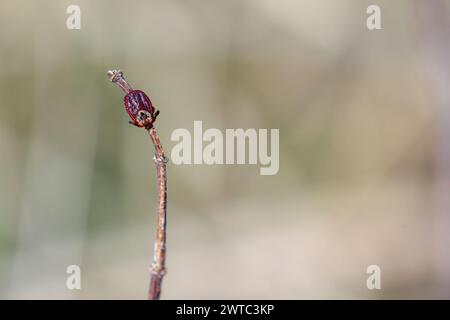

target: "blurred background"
[1,0,450,299]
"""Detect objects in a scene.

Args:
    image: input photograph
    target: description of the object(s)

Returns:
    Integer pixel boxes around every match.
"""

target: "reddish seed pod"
[108,70,159,128]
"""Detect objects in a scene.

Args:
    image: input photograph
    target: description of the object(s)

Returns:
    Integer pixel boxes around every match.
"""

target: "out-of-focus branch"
[415,0,450,296]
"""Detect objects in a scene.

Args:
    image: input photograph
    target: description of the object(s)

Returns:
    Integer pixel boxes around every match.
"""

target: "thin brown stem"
[147,127,168,300]
[107,70,168,299]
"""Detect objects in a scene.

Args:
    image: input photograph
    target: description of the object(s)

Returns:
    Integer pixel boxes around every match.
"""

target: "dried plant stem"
[107,69,168,299]
[147,127,168,300]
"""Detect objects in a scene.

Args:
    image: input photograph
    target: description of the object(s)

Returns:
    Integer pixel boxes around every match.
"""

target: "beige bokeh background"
[1,0,450,299]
